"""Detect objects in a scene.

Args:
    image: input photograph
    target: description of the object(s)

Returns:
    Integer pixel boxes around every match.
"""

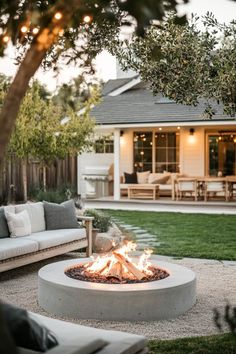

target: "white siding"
[180,127,205,176]
[120,129,133,174]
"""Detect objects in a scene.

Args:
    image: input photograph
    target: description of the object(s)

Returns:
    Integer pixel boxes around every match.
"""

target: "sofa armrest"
[77,216,94,256]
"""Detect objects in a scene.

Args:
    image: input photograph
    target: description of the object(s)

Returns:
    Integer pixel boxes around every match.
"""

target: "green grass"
[148,333,236,354]
[104,210,236,260]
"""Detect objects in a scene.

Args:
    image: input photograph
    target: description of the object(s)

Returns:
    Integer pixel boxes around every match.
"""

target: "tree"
[112,13,236,117]
[0,0,190,163]
[7,79,96,198]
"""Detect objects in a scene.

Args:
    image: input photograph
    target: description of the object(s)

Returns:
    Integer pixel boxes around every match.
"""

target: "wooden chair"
[203,178,227,201]
[176,178,198,201]
[226,176,236,201]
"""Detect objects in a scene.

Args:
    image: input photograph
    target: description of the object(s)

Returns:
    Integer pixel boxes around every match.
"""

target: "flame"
[83,241,154,280]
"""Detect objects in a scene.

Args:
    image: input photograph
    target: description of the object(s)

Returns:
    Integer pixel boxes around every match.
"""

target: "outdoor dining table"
[174,176,236,201]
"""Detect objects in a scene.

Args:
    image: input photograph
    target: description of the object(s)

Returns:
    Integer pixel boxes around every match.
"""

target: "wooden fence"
[0,154,77,204]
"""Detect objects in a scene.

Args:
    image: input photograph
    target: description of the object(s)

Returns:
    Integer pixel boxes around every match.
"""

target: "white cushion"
[148,173,171,184]
[0,238,38,260]
[29,313,146,354]
[24,228,86,250]
[5,210,31,237]
[4,205,15,214]
[137,171,150,184]
[15,202,46,233]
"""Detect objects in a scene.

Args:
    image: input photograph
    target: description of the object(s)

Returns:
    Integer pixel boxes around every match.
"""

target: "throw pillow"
[15,202,46,233]
[5,210,31,237]
[0,207,10,238]
[1,302,58,352]
[137,171,150,184]
[124,172,137,184]
[43,199,78,230]
[151,175,170,185]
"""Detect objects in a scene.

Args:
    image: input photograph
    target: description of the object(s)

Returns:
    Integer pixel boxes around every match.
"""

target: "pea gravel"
[0,252,235,340]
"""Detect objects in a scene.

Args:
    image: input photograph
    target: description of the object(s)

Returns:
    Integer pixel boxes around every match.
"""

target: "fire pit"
[38,243,196,321]
[65,242,169,284]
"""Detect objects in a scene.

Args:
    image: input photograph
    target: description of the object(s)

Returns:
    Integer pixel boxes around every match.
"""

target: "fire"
[83,241,154,281]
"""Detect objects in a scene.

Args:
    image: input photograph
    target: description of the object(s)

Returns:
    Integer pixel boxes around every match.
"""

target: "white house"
[78,75,236,200]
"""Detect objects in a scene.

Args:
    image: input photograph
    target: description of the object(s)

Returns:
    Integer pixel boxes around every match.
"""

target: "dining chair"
[176,178,198,201]
[203,178,227,201]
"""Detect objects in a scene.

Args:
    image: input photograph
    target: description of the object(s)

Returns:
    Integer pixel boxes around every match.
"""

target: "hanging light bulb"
[32,27,39,35]
[54,12,63,20]
[83,15,92,23]
[21,25,28,33]
[2,35,9,43]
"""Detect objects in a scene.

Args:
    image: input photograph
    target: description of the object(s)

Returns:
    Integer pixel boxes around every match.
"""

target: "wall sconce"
[189,128,195,136]
[120,130,124,137]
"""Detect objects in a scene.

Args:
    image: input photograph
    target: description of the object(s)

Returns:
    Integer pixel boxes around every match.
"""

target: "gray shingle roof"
[102,76,138,96]
[92,86,234,125]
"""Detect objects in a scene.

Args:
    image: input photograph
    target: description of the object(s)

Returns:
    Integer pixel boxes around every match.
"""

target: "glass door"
[208,134,236,176]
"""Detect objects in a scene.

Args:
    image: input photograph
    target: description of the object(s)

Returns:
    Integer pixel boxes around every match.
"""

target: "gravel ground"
[0,252,235,340]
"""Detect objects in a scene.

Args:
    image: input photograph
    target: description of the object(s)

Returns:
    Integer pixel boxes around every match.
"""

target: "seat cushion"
[15,203,45,233]
[0,238,38,261]
[29,313,146,354]
[25,229,86,250]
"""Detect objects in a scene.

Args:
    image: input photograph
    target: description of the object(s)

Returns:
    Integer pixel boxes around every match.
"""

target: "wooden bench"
[128,184,159,200]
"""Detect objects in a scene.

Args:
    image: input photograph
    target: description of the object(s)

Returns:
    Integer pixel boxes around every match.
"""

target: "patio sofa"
[0,201,93,273]
[19,312,148,354]
[121,172,183,200]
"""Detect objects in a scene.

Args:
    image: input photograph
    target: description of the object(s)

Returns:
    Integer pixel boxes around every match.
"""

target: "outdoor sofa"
[121,172,184,200]
[18,312,148,354]
[0,201,93,273]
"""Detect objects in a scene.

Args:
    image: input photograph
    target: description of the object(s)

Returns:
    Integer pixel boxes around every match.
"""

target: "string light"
[2,35,9,43]
[83,15,92,23]
[21,25,28,33]
[54,12,63,20]
[32,27,39,35]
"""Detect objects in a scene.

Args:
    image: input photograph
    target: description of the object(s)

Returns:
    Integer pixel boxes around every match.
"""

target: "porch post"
[114,128,120,200]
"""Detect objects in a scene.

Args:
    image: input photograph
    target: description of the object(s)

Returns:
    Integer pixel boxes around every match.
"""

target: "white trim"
[108,76,141,96]
[95,120,236,130]
[114,129,120,200]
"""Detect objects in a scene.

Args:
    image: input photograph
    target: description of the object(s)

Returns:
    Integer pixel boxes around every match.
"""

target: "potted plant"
[84,209,112,247]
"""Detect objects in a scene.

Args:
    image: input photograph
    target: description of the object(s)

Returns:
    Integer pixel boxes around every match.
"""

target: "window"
[133,132,153,171]
[208,134,236,176]
[94,135,114,153]
[155,132,179,172]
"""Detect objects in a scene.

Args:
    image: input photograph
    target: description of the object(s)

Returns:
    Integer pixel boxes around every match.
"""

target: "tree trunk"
[0,1,82,164]
[43,166,47,192]
[22,158,28,202]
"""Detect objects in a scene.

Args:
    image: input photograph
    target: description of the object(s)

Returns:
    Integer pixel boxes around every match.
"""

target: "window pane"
[155,132,179,172]
[133,132,153,171]
[208,134,236,176]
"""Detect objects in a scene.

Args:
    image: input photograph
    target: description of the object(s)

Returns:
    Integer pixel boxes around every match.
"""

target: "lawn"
[104,210,236,260]
[149,334,236,354]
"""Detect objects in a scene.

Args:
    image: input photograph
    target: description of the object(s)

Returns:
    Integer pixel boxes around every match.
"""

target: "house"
[78,74,236,200]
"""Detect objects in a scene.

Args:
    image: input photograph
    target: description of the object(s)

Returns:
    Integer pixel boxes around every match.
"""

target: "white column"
[114,128,120,200]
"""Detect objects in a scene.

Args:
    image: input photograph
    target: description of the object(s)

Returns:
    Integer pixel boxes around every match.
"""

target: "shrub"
[84,209,112,233]
[29,184,77,204]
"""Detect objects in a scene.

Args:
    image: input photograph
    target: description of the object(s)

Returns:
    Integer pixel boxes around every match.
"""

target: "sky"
[0,0,235,92]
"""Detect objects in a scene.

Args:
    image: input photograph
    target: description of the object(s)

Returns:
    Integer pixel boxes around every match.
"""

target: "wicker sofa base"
[0,238,88,273]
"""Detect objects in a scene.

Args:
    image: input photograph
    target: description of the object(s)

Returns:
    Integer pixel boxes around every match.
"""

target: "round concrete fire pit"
[38,257,196,321]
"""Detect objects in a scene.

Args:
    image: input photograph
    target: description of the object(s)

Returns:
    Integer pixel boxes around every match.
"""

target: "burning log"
[113,252,145,280]
[107,262,123,280]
